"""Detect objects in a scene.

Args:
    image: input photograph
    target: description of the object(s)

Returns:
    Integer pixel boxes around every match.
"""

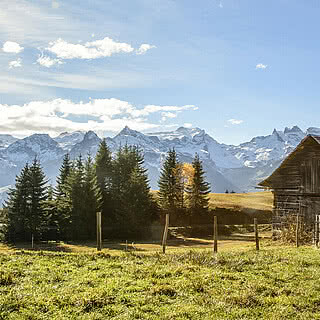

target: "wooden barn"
[258,135,320,236]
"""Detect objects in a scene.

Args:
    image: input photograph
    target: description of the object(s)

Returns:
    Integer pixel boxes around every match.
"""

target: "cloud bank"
[0,98,198,137]
[46,37,134,60]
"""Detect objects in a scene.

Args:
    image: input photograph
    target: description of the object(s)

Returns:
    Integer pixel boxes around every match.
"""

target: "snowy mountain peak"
[272,128,284,142]
[4,133,63,164]
[116,126,142,137]
[54,131,86,151]
[83,130,100,141]
[55,130,84,138]
[306,127,320,136]
[0,134,18,149]
[284,125,303,134]
[70,131,101,159]
[23,133,58,147]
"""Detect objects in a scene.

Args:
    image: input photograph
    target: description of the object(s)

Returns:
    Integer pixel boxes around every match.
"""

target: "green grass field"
[2,191,301,319]
[1,242,320,319]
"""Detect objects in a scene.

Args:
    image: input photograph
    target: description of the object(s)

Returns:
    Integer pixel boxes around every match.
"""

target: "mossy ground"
[1,240,320,319]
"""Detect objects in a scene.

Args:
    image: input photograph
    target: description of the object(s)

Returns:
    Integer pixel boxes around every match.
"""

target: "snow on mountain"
[112,126,240,191]
[0,134,19,150]
[306,127,320,136]
[226,126,306,169]
[54,131,85,151]
[0,185,11,207]
[70,131,101,159]
[4,134,64,163]
[0,125,318,201]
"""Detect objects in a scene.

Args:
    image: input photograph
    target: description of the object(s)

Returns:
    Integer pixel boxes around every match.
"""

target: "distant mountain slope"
[0,125,315,205]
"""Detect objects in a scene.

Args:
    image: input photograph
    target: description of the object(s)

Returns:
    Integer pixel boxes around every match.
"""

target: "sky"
[1,0,320,145]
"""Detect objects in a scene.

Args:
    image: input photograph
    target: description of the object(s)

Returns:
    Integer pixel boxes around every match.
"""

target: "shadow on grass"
[8,241,73,252]
[5,232,271,253]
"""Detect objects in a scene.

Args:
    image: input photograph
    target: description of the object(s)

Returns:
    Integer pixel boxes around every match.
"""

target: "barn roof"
[258,135,320,188]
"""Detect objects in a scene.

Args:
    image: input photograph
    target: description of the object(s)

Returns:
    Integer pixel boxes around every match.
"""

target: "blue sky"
[0,0,320,144]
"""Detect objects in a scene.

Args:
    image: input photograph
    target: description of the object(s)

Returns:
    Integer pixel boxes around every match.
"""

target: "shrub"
[280,215,313,245]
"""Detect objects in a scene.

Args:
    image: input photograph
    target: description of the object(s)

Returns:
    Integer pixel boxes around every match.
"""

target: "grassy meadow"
[1,243,320,319]
[4,191,315,319]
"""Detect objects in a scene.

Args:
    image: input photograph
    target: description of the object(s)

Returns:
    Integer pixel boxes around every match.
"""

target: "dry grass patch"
[208,191,273,211]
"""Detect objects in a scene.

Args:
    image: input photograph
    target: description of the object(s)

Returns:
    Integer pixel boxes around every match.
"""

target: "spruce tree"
[111,145,154,238]
[54,154,73,240]
[95,139,113,224]
[158,149,184,214]
[5,164,30,241]
[67,155,86,239]
[185,153,211,218]
[83,154,102,239]
[43,185,60,240]
[55,153,71,198]
[6,159,49,241]
[27,158,49,240]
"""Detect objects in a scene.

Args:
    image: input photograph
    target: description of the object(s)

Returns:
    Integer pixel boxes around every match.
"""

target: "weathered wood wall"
[269,137,320,231]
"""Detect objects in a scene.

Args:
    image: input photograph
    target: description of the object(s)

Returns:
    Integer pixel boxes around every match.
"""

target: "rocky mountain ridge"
[0,125,315,206]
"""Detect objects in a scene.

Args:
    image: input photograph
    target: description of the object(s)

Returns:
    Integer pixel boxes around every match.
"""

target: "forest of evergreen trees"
[3,141,210,242]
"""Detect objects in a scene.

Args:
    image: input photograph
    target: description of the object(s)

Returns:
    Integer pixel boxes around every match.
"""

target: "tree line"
[4,140,210,242]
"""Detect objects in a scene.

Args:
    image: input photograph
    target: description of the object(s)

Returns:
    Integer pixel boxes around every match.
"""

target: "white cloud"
[9,58,22,69]
[2,41,24,53]
[256,63,267,69]
[160,112,178,122]
[184,123,193,128]
[46,37,134,60]
[219,1,223,8]
[136,44,156,55]
[161,112,178,119]
[0,98,198,137]
[36,54,63,68]
[132,104,198,117]
[228,119,243,125]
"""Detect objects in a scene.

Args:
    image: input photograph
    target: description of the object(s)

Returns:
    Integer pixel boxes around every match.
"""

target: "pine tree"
[54,154,73,240]
[43,185,60,240]
[95,139,113,224]
[55,153,71,198]
[111,145,155,238]
[5,163,30,241]
[83,154,102,239]
[158,149,184,214]
[67,155,86,239]
[27,158,49,240]
[5,159,49,241]
[185,153,211,218]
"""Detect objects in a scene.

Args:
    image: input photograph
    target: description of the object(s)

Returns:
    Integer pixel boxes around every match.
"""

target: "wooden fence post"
[162,213,169,254]
[96,212,102,252]
[254,218,259,251]
[31,233,34,249]
[213,216,218,253]
[296,213,299,248]
[315,215,319,248]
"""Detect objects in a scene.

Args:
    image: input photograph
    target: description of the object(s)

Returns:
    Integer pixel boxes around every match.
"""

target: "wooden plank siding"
[258,135,320,233]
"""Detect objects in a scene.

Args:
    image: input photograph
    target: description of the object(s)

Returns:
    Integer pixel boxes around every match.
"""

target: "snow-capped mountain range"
[0,125,315,206]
